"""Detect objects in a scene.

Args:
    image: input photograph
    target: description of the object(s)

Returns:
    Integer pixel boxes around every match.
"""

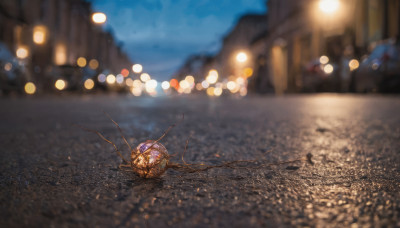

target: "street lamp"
[132,64,143,73]
[92,12,107,24]
[319,0,340,14]
[33,25,47,45]
[16,46,29,59]
[236,52,248,63]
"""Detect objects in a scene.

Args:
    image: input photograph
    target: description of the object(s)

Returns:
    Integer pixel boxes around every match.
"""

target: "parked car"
[353,42,400,93]
[302,57,339,92]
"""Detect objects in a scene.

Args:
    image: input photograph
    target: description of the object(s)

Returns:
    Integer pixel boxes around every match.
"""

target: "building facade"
[263,0,400,94]
[0,0,131,92]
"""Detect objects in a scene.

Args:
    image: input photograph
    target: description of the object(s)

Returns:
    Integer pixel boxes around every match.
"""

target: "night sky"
[89,0,266,80]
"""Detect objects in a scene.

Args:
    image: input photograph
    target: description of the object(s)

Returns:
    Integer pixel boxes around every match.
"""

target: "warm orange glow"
[4,62,12,71]
[244,67,253,78]
[206,87,215,96]
[179,80,190,89]
[320,55,329,64]
[319,0,339,14]
[121,68,129,77]
[323,64,334,74]
[89,59,99,70]
[92,12,107,24]
[140,73,150,82]
[84,79,95,90]
[54,43,67,65]
[185,75,195,84]
[170,79,179,89]
[33,25,47,45]
[16,46,29,59]
[236,52,248,63]
[206,70,218,84]
[55,79,67,90]
[24,82,36,94]
[77,57,87,67]
[349,59,359,71]
[214,87,223,96]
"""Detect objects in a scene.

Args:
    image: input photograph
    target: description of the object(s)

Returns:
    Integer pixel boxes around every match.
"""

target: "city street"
[1,94,399,227]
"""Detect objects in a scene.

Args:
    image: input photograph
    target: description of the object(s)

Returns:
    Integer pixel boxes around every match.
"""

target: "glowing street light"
[24,82,36,95]
[33,25,47,45]
[89,59,99,70]
[106,74,116,84]
[132,64,143,73]
[319,55,329,64]
[349,59,359,71]
[16,46,29,59]
[55,79,67,90]
[236,52,248,63]
[319,0,340,14]
[77,57,87,67]
[140,73,151,82]
[84,79,95,90]
[323,64,334,74]
[92,12,107,24]
[161,81,170,90]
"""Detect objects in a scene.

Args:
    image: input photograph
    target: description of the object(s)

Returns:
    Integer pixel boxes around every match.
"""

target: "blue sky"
[89,0,266,80]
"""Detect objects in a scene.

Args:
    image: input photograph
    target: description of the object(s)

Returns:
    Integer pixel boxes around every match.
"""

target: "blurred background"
[0,0,399,97]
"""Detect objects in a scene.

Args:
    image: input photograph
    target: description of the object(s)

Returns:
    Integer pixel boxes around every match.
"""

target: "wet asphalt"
[0,94,399,227]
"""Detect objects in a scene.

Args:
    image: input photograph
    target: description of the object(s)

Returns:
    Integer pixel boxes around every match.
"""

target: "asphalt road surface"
[1,94,399,227]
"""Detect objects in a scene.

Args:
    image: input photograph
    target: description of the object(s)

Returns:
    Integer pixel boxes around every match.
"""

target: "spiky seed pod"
[131,140,169,178]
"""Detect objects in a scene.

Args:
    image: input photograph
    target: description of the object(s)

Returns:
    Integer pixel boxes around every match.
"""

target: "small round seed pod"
[131,140,169,178]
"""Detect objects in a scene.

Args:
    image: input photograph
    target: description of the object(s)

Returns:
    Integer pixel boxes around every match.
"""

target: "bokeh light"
[106,74,116,84]
[98,74,106,83]
[185,75,195,84]
[24,82,36,94]
[55,79,66,90]
[4,62,12,71]
[92,12,106,24]
[84,79,95,90]
[16,46,29,59]
[349,59,359,71]
[236,52,248,63]
[319,0,340,14]
[54,43,67,65]
[89,59,99,70]
[77,57,87,67]
[201,80,210,89]
[323,64,334,74]
[244,67,253,77]
[33,25,47,45]
[140,73,151,82]
[214,87,223,96]
[161,81,170,90]
[206,69,218,84]
[179,80,190,89]
[132,64,143,73]
[121,68,129,77]
[319,55,329,64]
[206,87,215,96]
[116,74,124,84]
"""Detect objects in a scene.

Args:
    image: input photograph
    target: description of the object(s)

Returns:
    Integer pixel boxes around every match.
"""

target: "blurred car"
[0,42,28,95]
[353,42,400,93]
[302,58,339,92]
[45,64,84,91]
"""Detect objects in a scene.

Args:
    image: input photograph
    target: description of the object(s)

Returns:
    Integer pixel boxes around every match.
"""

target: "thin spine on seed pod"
[77,113,314,179]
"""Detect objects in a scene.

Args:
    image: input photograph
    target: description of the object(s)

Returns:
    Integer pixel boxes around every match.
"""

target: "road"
[1,94,399,227]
